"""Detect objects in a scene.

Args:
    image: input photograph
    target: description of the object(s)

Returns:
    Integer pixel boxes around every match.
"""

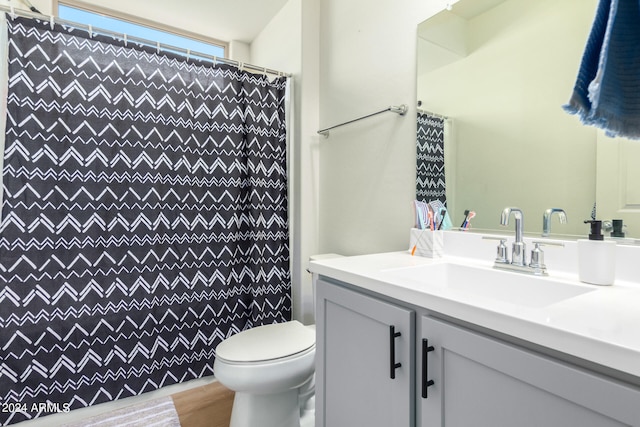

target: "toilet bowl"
[213,320,316,427]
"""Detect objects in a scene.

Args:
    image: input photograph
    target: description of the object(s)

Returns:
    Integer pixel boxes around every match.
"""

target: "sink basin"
[382,262,595,308]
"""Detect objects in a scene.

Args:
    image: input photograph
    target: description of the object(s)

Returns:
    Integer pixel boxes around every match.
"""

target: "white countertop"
[309,250,640,380]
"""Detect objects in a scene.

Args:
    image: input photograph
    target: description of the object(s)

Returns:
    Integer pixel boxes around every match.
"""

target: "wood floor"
[172,381,235,427]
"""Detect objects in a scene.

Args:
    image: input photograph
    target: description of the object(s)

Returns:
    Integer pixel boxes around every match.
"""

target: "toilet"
[214,321,316,427]
[213,254,341,427]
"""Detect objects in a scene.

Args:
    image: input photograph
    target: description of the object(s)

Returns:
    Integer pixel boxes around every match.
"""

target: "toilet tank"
[308,254,343,322]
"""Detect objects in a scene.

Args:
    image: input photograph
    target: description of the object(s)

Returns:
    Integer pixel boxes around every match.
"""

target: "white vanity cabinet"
[419,316,640,427]
[316,277,640,427]
[315,278,415,426]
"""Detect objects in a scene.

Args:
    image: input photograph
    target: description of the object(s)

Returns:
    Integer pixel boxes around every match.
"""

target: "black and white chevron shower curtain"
[416,112,446,204]
[0,16,290,425]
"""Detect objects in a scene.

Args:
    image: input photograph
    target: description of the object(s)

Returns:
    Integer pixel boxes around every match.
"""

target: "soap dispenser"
[611,219,625,238]
[578,220,616,286]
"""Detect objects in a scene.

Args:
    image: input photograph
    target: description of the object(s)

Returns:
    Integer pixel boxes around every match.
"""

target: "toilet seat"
[216,320,315,363]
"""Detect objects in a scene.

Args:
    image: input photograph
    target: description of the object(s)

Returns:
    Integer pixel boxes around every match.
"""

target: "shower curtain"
[416,112,446,204]
[0,15,290,425]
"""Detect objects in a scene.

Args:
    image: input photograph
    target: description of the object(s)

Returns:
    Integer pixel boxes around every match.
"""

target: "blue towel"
[563,0,640,139]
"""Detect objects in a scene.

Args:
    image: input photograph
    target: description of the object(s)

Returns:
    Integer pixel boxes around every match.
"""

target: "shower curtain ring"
[49,16,55,30]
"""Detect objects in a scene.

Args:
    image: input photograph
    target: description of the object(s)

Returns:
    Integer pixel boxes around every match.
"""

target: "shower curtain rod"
[0,5,292,78]
[418,108,449,120]
[317,104,408,137]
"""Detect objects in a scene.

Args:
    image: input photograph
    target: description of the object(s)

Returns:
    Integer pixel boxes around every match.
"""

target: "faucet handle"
[532,240,565,248]
[529,240,564,271]
[529,243,545,269]
[482,236,509,264]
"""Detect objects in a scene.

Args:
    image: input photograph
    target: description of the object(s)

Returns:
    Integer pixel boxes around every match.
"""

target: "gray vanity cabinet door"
[420,316,640,427]
[316,279,415,427]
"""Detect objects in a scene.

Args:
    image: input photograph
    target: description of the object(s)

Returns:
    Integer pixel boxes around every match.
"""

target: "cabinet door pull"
[422,338,435,398]
[389,325,402,379]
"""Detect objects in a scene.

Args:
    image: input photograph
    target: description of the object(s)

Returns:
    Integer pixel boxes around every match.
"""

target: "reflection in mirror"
[417,0,600,237]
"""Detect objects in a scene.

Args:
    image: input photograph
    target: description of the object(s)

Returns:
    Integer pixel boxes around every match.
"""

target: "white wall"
[0,0,51,13]
[317,0,446,255]
[228,40,250,62]
[251,0,320,324]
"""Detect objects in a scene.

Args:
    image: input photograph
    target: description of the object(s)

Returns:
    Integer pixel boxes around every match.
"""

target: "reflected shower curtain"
[0,15,290,425]
[416,112,446,204]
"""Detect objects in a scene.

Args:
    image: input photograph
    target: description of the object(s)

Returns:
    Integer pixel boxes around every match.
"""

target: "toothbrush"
[429,200,445,225]
[437,207,447,230]
[463,211,476,229]
[460,210,470,228]
[415,201,430,230]
[427,209,434,231]
[460,210,469,227]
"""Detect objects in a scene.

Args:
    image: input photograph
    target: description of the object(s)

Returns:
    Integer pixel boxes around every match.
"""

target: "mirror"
[417,0,601,237]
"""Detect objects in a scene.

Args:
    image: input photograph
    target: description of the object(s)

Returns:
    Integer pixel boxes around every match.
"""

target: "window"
[58,3,226,59]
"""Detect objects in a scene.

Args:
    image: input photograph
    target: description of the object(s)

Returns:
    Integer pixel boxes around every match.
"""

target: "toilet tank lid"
[215,320,315,362]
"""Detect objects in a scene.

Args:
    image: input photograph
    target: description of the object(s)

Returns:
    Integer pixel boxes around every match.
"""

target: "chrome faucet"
[501,207,525,266]
[483,207,565,276]
[542,208,567,237]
